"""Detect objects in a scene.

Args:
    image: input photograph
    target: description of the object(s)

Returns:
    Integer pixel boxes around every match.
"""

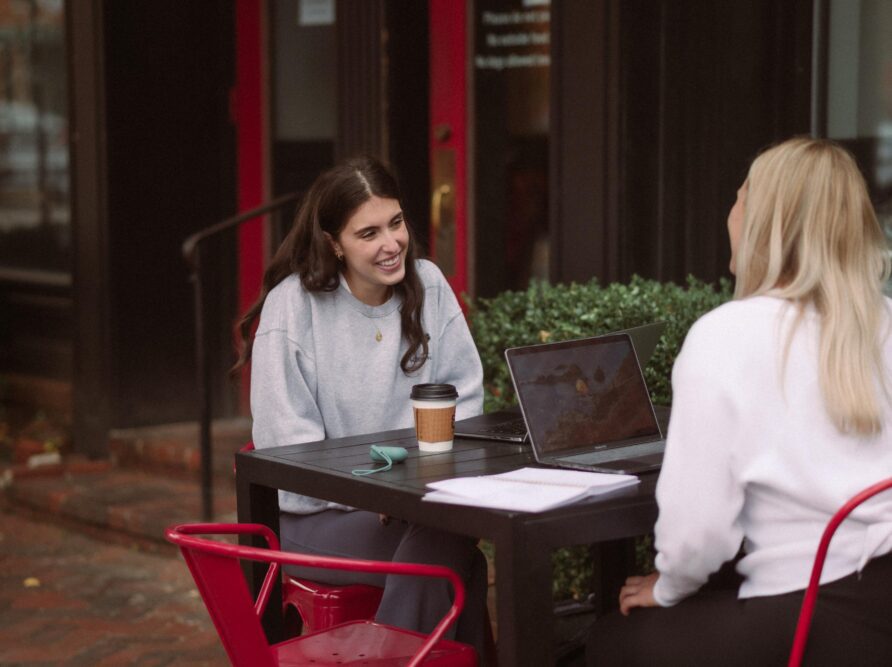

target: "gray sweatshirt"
[250,259,484,514]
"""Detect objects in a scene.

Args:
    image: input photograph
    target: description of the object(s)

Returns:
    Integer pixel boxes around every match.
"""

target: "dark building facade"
[1,0,890,456]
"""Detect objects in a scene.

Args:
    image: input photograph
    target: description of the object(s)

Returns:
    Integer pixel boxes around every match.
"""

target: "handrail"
[182,192,302,521]
[182,192,301,270]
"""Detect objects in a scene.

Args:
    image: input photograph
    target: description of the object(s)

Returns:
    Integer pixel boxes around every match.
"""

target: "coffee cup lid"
[411,383,458,400]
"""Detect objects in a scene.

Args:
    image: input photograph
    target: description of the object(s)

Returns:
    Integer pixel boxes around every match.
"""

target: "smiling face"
[727,181,747,275]
[329,196,409,305]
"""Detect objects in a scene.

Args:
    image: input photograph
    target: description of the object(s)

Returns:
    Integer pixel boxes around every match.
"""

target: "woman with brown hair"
[233,156,488,656]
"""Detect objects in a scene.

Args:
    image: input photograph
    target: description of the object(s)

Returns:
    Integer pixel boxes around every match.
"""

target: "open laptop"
[505,332,665,474]
[455,321,666,443]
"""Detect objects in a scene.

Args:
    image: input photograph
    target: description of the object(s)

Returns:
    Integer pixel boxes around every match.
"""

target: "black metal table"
[236,428,659,666]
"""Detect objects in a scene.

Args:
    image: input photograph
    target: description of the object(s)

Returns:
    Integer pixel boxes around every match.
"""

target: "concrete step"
[108,417,252,481]
[4,466,237,548]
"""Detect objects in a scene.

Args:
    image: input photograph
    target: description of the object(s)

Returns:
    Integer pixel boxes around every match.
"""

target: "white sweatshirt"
[653,295,892,607]
[250,259,484,514]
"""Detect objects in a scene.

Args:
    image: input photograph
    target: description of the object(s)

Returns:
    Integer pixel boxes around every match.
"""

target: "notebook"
[454,321,666,443]
[506,332,665,474]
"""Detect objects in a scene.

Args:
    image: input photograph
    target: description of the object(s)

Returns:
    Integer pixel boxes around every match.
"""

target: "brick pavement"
[0,417,550,664]
[0,499,227,666]
[0,418,254,665]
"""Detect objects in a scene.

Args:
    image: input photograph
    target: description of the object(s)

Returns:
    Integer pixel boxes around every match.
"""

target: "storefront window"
[826,0,892,245]
[0,0,68,273]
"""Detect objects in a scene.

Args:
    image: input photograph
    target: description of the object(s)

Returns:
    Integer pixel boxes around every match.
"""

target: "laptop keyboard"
[478,417,528,437]
[561,439,665,465]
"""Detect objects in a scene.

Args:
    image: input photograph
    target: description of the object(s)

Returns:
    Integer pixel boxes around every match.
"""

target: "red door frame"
[235,0,267,315]
[234,0,267,408]
[236,1,470,308]
[429,0,470,298]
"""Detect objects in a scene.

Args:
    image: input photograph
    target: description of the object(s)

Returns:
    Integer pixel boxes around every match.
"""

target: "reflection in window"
[0,0,68,273]
[826,0,892,247]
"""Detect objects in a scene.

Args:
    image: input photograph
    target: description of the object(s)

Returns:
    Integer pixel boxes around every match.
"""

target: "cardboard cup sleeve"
[413,405,456,443]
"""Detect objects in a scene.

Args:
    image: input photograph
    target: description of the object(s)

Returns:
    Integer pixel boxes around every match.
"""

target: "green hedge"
[468,275,733,413]
[466,275,733,601]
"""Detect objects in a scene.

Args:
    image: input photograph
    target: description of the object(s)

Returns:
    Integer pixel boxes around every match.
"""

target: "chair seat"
[273,620,477,666]
[283,576,383,633]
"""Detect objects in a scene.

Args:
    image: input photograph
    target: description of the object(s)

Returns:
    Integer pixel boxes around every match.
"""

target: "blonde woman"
[588,138,892,665]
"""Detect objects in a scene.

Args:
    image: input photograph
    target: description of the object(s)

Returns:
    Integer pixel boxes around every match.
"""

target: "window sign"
[298,0,335,27]
[475,3,550,72]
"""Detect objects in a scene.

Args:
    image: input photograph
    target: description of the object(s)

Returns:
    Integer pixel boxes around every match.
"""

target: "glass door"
[471,0,550,297]
[428,0,551,299]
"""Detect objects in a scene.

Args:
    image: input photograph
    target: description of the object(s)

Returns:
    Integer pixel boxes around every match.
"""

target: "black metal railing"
[182,192,301,521]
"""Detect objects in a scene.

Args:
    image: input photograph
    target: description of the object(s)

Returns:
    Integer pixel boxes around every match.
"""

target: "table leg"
[590,538,637,615]
[236,472,283,643]
[494,530,554,666]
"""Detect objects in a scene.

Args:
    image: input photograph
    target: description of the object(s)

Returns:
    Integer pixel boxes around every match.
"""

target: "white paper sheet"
[423,467,639,512]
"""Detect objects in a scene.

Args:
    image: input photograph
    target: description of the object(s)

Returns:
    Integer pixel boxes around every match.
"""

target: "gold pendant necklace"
[374,288,391,342]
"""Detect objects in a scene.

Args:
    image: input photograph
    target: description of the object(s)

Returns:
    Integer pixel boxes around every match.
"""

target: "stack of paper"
[423,467,639,513]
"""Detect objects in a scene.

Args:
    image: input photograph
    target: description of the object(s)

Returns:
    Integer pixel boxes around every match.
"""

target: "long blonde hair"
[734,137,891,435]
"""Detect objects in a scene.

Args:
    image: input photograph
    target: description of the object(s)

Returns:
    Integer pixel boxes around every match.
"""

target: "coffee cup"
[410,383,458,452]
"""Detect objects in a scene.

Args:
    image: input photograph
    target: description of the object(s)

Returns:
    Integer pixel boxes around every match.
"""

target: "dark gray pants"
[279,509,489,658]
[587,550,892,666]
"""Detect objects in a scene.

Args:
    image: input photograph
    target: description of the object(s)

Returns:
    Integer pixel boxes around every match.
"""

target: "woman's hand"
[618,572,660,616]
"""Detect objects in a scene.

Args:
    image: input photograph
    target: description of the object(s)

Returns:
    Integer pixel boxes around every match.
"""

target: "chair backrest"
[168,523,282,667]
[181,545,278,666]
[788,477,892,667]
[166,522,468,667]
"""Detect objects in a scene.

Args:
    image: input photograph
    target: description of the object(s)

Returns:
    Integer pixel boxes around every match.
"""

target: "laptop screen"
[506,334,661,455]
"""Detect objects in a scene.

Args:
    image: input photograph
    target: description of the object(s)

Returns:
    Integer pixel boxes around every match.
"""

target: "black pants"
[587,551,892,666]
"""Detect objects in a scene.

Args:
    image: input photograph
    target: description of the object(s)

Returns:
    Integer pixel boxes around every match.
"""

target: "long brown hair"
[231,156,429,374]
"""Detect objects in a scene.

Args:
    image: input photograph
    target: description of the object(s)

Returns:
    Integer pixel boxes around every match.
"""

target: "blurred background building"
[1,0,890,458]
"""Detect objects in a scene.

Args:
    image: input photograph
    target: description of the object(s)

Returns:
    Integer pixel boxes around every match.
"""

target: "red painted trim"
[235,0,266,410]
[429,0,468,298]
[236,0,266,314]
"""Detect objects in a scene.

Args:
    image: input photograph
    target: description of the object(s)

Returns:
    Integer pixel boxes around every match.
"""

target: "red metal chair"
[237,443,498,664]
[166,522,477,666]
[236,442,385,635]
[788,477,892,667]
